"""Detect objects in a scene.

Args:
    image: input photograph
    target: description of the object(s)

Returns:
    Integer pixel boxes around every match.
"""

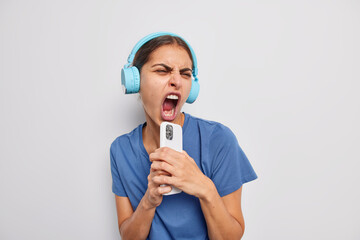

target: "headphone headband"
[125,32,198,79]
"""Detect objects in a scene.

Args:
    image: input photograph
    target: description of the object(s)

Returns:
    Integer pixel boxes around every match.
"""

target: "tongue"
[163,99,175,111]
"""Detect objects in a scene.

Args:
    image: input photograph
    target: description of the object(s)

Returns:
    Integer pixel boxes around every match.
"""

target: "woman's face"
[139,44,193,126]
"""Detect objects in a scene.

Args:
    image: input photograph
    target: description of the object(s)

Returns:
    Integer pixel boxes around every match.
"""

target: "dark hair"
[132,35,193,73]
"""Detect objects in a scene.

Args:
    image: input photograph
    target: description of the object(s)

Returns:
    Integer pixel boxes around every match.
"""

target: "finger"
[150,147,182,166]
[148,170,172,189]
[149,170,171,180]
[149,186,162,198]
[149,149,172,163]
[154,170,171,176]
[150,184,171,196]
[152,175,174,186]
[148,174,159,188]
[150,166,171,174]
[151,161,176,175]
[158,185,172,195]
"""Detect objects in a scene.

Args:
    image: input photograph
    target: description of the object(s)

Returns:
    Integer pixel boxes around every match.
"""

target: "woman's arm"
[150,147,245,240]
[115,170,172,240]
[115,194,154,240]
[199,184,245,240]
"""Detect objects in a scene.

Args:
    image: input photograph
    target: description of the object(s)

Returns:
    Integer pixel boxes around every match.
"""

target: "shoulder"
[110,124,143,153]
[186,113,236,137]
[186,113,238,144]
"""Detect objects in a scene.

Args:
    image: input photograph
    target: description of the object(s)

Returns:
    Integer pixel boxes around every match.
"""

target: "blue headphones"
[121,32,200,103]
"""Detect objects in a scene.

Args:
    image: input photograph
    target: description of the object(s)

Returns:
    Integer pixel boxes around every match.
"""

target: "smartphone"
[160,121,182,195]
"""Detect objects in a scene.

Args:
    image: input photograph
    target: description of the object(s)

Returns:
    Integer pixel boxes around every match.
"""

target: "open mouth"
[161,93,180,121]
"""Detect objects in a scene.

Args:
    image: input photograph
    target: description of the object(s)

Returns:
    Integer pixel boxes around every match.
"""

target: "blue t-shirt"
[110,113,257,239]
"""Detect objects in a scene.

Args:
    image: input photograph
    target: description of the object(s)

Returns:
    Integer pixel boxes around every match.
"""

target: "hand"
[149,147,214,199]
[143,169,172,209]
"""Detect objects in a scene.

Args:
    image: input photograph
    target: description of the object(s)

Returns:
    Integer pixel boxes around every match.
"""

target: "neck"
[142,113,185,154]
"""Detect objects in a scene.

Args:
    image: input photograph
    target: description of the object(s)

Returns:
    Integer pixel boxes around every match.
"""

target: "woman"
[110,32,257,239]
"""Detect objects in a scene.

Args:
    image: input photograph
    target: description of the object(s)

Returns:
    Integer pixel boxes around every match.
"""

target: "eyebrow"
[151,63,192,72]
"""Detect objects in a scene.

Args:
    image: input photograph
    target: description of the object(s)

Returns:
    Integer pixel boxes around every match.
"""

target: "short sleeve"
[110,142,127,197]
[210,125,258,197]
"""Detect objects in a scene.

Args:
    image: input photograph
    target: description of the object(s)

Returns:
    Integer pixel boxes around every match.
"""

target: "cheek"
[140,72,156,91]
[139,77,160,108]
[183,80,193,98]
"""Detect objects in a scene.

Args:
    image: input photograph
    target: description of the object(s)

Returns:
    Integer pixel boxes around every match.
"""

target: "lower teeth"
[164,108,174,117]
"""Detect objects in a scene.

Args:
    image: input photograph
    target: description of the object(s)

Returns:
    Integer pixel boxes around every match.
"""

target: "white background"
[1,0,359,239]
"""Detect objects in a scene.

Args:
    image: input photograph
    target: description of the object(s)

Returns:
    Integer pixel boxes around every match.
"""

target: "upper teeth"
[167,95,178,100]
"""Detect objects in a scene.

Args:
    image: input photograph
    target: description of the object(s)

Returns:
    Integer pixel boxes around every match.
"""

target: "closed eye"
[155,69,170,75]
[181,72,192,78]
[180,69,192,79]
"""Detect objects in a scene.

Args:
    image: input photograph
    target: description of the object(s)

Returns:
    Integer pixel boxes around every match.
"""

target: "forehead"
[147,44,192,67]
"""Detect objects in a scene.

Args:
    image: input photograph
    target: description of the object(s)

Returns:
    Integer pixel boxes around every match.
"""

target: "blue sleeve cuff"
[217,172,258,197]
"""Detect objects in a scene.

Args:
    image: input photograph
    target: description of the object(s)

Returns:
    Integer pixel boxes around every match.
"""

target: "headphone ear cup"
[121,66,140,94]
[186,79,200,103]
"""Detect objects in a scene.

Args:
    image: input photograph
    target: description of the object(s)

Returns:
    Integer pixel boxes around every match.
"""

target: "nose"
[169,71,182,89]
